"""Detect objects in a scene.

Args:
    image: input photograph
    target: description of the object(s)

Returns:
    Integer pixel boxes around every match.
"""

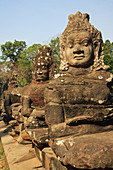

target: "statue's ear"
[92,31,107,70]
[93,31,103,60]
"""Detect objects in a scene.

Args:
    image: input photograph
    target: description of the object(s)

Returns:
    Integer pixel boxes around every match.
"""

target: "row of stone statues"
[1,11,113,169]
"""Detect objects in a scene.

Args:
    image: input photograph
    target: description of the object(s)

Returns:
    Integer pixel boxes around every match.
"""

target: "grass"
[0,139,9,170]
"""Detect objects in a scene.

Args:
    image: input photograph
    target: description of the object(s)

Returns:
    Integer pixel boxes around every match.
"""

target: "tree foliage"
[20,44,42,61]
[49,37,60,72]
[0,41,43,87]
[17,58,32,87]
[17,43,42,86]
[0,40,26,65]
[104,40,113,57]
[104,40,113,73]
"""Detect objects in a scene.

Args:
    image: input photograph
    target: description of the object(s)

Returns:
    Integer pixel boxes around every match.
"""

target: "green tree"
[104,40,113,73]
[0,42,43,87]
[20,44,42,61]
[104,40,113,57]
[0,40,26,65]
[0,61,8,79]
[17,43,43,86]
[17,58,32,87]
[49,37,60,72]
[0,40,27,85]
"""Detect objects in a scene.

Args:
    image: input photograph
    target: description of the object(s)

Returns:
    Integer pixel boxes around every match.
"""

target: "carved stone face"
[35,66,49,81]
[65,31,94,67]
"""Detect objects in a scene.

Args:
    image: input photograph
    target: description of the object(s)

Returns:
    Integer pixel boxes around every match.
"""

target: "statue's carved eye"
[83,42,88,46]
[69,43,73,48]
[82,39,89,46]
[82,38,92,46]
[68,40,74,48]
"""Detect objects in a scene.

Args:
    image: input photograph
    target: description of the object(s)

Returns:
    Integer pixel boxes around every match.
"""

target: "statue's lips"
[37,76,44,79]
[36,74,45,79]
[74,55,85,60]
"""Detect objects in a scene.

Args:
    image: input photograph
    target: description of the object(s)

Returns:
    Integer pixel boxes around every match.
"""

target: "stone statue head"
[59,11,106,71]
[32,45,54,81]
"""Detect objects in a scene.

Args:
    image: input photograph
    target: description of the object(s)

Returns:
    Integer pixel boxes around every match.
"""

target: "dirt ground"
[0,140,9,170]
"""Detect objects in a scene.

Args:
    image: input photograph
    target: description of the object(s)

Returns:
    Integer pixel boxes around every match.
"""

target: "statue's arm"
[44,85,64,125]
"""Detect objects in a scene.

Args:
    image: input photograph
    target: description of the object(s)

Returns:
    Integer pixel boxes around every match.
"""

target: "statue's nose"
[73,44,81,51]
[73,44,83,54]
[37,68,42,75]
[38,72,42,75]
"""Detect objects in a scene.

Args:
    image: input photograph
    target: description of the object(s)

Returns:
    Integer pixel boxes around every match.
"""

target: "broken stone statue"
[1,71,21,123]
[44,11,113,169]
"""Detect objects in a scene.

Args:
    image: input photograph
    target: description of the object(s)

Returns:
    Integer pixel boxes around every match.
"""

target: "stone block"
[42,147,67,170]
[49,122,113,139]
[27,128,49,146]
[45,103,64,125]
[52,131,113,169]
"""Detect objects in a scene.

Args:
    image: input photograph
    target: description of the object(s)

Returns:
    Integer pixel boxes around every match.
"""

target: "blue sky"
[0,0,113,50]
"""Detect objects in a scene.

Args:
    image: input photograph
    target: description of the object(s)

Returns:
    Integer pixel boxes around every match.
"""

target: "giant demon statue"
[44,11,113,169]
